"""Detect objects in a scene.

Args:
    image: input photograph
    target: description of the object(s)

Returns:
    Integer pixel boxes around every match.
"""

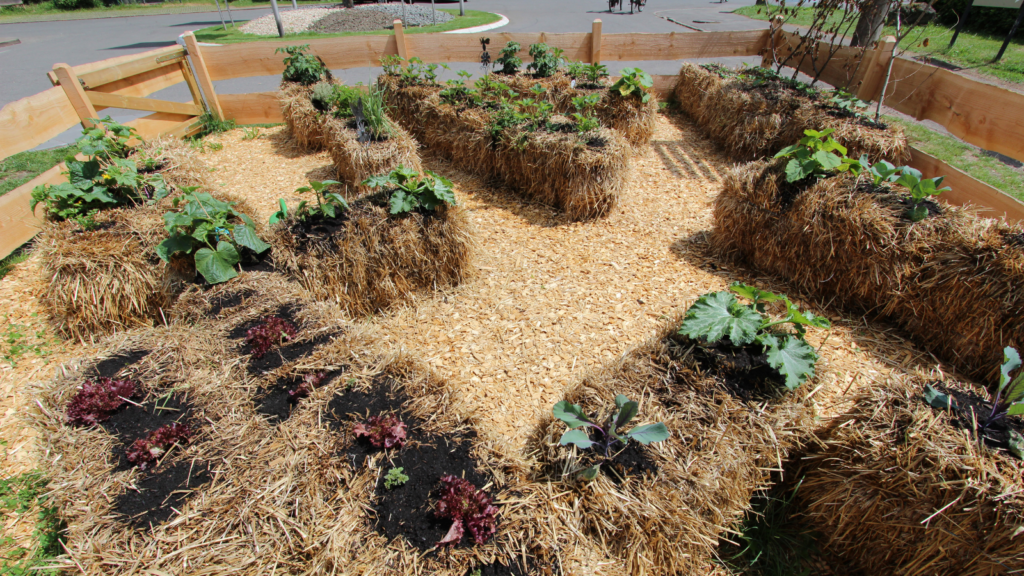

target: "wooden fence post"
[53,63,98,129]
[183,32,224,120]
[394,20,409,62]
[591,19,602,64]
[856,35,896,103]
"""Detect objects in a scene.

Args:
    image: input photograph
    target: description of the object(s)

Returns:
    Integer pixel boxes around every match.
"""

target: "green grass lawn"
[734,5,1024,85]
[0,145,76,198]
[193,9,501,43]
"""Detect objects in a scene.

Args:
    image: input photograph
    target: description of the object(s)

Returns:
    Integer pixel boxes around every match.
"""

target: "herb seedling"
[156,190,270,285]
[554,394,669,481]
[245,316,298,359]
[383,466,409,489]
[270,179,348,224]
[354,414,407,449]
[435,475,498,546]
[610,68,653,103]
[894,166,950,222]
[125,423,192,470]
[494,41,522,75]
[679,282,831,390]
[65,378,137,426]
[276,45,328,86]
[774,129,863,183]
[362,166,457,215]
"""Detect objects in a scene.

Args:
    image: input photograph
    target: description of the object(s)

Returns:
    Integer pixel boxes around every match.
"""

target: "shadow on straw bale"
[324,115,422,195]
[525,320,817,576]
[380,76,630,221]
[673,64,907,163]
[270,193,474,316]
[794,373,1024,575]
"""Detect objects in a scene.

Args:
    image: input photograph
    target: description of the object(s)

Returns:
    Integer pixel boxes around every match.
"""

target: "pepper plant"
[527,43,564,78]
[610,68,653,103]
[270,179,348,224]
[156,190,270,285]
[362,166,456,215]
[679,282,831,390]
[774,129,864,183]
[555,394,669,481]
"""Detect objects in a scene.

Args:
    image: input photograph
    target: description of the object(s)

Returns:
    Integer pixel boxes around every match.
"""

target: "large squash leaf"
[679,291,762,345]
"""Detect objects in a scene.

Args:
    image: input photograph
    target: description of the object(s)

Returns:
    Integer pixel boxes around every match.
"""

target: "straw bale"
[323,114,422,195]
[381,76,630,221]
[795,373,1024,574]
[673,63,907,163]
[270,195,475,316]
[133,136,211,191]
[526,320,818,575]
[279,80,333,151]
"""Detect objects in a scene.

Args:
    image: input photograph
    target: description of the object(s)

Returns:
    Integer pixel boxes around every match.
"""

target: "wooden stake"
[591,19,603,64]
[856,35,896,103]
[53,63,98,129]
[394,20,409,61]
[183,32,225,120]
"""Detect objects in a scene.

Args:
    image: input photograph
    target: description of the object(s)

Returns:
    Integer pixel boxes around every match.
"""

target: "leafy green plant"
[527,43,564,78]
[270,179,348,224]
[241,127,261,141]
[679,282,831,390]
[829,89,869,117]
[567,61,609,87]
[440,70,476,105]
[380,55,404,76]
[867,159,900,187]
[196,111,236,137]
[494,41,522,75]
[610,67,653,103]
[363,166,457,215]
[310,82,336,112]
[571,93,602,135]
[156,190,270,285]
[774,129,864,183]
[76,116,136,160]
[555,394,670,481]
[384,466,409,489]
[352,85,395,141]
[276,45,328,86]
[894,166,950,222]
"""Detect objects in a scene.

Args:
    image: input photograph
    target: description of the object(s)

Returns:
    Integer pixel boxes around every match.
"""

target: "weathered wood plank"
[53,63,99,129]
[202,35,396,81]
[47,45,184,86]
[183,32,223,119]
[909,146,1024,224]
[220,91,284,125]
[77,49,186,90]
[601,29,769,61]
[0,87,82,160]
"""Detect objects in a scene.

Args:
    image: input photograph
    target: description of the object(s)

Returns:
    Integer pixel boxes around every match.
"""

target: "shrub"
[65,378,137,426]
[156,190,270,285]
[244,316,298,359]
[554,394,669,480]
[53,0,94,11]
[435,475,498,546]
[362,166,457,215]
[679,282,831,390]
[125,423,192,470]
[353,414,407,448]
[276,45,328,86]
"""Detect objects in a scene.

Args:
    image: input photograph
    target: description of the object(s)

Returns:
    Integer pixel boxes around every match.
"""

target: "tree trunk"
[851,0,893,47]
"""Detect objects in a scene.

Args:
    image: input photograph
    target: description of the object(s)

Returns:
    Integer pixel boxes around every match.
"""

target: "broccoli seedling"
[353,414,408,449]
[554,394,670,481]
[383,466,409,489]
[125,423,192,470]
[245,316,298,359]
[66,377,138,427]
[434,475,498,546]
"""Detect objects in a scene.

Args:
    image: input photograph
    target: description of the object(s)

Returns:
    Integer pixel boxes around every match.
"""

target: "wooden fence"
[1,22,1022,259]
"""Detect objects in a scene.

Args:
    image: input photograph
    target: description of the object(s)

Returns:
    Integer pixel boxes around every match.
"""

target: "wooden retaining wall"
[1,22,1022,258]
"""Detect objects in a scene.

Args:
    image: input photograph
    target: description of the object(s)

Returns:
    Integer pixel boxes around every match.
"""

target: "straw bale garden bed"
[3,50,1023,576]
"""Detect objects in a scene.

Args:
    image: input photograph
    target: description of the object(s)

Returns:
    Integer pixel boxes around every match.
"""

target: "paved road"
[0,0,764,147]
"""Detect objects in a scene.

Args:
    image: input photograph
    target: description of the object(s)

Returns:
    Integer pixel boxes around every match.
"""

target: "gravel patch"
[354,4,454,27]
[239,7,341,36]
[309,9,393,34]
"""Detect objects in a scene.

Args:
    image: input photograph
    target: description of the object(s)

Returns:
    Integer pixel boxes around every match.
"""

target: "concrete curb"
[443,13,508,34]
[0,37,21,47]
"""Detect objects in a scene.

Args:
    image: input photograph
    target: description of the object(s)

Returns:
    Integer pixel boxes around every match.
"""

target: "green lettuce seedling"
[679,282,831,390]
[384,466,409,489]
[554,394,669,481]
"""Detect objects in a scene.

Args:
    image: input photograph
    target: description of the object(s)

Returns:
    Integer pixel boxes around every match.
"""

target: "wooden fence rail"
[1,24,1022,259]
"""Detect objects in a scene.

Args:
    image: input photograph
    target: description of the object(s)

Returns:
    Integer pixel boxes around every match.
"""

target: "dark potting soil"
[90,349,151,379]
[820,105,889,130]
[854,181,944,219]
[925,381,1024,454]
[328,379,496,551]
[101,394,197,471]
[667,333,787,403]
[256,370,342,424]
[573,435,658,485]
[467,557,559,576]
[248,332,337,375]
[115,460,211,528]
[776,173,823,211]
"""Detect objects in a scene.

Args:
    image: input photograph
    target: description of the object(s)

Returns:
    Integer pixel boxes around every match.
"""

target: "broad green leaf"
[1007,402,1024,417]
[1000,347,1021,392]
[679,291,762,345]
[322,202,336,219]
[923,384,957,410]
[81,186,117,204]
[194,241,239,285]
[758,334,817,390]
[389,190,417,214]
[625,422,670,445]
[192,221,215,243]
[615,401,639,429]
[729,282,782,307]
[1009,429,1023,460]
[785,158,813,183]
[813,150,842,171]
[269,199,288,225]
[577,464,600,481]
[774,144,801,158]
[155,234,195,262]
[614,394,629,410]
[907,204,928,222]
[553,400,593,429]
[785,299,831,330]
[68,160,101,190]
[559,429,595,450]
[232,225,270,254]
[325,193,350,211]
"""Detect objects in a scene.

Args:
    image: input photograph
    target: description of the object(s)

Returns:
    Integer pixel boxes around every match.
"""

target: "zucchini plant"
[362,166,456,215]
[276,45,328,85]
[894,167,950,222]
[774,129,863,183]
[270,179,347,224]
[554,395,669,481]
[679,283,831,390]
[156,191,270,285]
[610,67,653,103]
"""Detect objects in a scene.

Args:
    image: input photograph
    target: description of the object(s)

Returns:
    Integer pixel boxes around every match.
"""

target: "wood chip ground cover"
[0,111,963,572]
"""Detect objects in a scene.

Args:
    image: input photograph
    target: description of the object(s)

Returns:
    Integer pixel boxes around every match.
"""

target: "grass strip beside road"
[0,145,77,198]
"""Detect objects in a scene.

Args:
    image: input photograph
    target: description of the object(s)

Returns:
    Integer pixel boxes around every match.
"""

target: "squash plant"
[679,282,831,390]
[774,129,864,183]
[362,166,456,215]
[610,68,653,103]
[270,179,348,224]
[156,191,270,285]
